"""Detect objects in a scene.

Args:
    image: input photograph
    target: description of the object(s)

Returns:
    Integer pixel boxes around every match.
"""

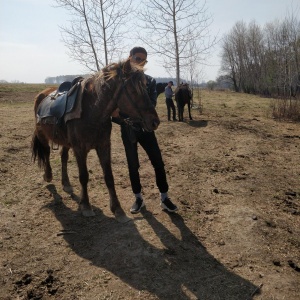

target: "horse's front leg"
[96,142,130,223]
[61,146,73,193]
[73,147,95,217]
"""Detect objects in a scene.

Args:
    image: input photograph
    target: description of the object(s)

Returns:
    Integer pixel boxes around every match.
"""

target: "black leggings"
[121,125,169,194]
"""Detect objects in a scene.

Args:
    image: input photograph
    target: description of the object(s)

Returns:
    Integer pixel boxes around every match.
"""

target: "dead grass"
[0,85,299,299]
[0,83,56,94]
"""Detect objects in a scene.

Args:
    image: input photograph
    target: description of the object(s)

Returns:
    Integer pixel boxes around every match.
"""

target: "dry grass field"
[0,84,299,299]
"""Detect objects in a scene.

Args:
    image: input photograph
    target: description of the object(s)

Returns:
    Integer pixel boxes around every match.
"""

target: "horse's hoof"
[114,208,131,223]
[43,174,52,182]
[63,185,74,194]
[82,209,96,217]
[80,203,95,217]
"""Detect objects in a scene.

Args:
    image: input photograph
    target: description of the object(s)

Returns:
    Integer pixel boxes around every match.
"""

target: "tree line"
[54,0,217,88]
[44,75,86,84]
[51,0,298,96]
[219,13,300,98]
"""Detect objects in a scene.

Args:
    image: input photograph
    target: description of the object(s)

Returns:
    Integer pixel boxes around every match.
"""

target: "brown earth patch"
[0,86,299,299]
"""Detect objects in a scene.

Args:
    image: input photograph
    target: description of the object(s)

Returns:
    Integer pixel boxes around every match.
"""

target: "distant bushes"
[271,98,300,121]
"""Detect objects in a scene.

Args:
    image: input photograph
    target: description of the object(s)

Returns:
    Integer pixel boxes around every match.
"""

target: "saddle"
[37,77,83,124]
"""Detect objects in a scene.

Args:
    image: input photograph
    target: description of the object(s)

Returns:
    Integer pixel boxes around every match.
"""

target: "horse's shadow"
[186,119,208,128]
[45,184,258,300]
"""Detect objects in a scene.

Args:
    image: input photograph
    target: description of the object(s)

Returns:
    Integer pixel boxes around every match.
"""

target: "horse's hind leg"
[180,106,184,122]
[188,102,193,120]
[61,146,73,193]
[43,147,52,182]
[96,142,129,223]
[73,148,95,217]
[178,107,183,122]
[32,130,53,182]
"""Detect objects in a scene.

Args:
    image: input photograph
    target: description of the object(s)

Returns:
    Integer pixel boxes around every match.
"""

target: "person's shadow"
[45,184,258,300]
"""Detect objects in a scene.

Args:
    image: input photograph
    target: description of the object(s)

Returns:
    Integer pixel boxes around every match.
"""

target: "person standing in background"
[164,81,177,121]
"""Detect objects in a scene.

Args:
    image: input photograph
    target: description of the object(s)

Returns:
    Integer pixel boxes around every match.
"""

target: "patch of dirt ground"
[0,87,299,299]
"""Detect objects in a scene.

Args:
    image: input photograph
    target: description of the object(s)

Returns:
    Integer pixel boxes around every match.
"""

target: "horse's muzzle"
[152,118,160,130]
[144,117,160,132]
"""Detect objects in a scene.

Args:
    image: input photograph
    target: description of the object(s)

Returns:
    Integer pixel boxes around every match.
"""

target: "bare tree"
[134,0,217,85]
[220,4,300,98]
[55,0,133,72]
[183,35,203,85]
[220,22,247,92]
[260,15,300,98]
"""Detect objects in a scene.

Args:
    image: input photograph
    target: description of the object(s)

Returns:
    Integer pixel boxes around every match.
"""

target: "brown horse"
[32,59,160,222]
[175,83,193,122]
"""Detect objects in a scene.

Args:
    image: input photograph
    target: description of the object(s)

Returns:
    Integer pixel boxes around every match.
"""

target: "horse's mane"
[85,59,146,98]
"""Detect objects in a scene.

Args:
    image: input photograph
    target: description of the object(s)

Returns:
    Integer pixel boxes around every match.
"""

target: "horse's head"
[156,82,168,96]
[102,59,160,131]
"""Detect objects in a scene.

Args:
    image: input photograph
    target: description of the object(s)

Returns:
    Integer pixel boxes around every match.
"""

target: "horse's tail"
[31,131,47,168]
[32,88,56,168]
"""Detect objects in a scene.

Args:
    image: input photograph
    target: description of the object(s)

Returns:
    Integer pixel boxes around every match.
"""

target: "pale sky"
[0,0,297,83]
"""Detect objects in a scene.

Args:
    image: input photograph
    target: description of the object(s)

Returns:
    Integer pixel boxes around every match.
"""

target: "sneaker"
[160,197,178,212]
[130,197,145,214]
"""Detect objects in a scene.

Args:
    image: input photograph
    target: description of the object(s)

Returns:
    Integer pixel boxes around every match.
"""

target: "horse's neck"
[92,82,118,119]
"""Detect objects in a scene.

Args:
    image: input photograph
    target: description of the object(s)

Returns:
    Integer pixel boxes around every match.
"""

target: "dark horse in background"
[32,59,159,222]
[156,82,168,97]
[175,83,193,122]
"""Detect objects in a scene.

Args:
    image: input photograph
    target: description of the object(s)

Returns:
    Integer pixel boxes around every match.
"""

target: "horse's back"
[35,87,57,100]
[34,87,57,113]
